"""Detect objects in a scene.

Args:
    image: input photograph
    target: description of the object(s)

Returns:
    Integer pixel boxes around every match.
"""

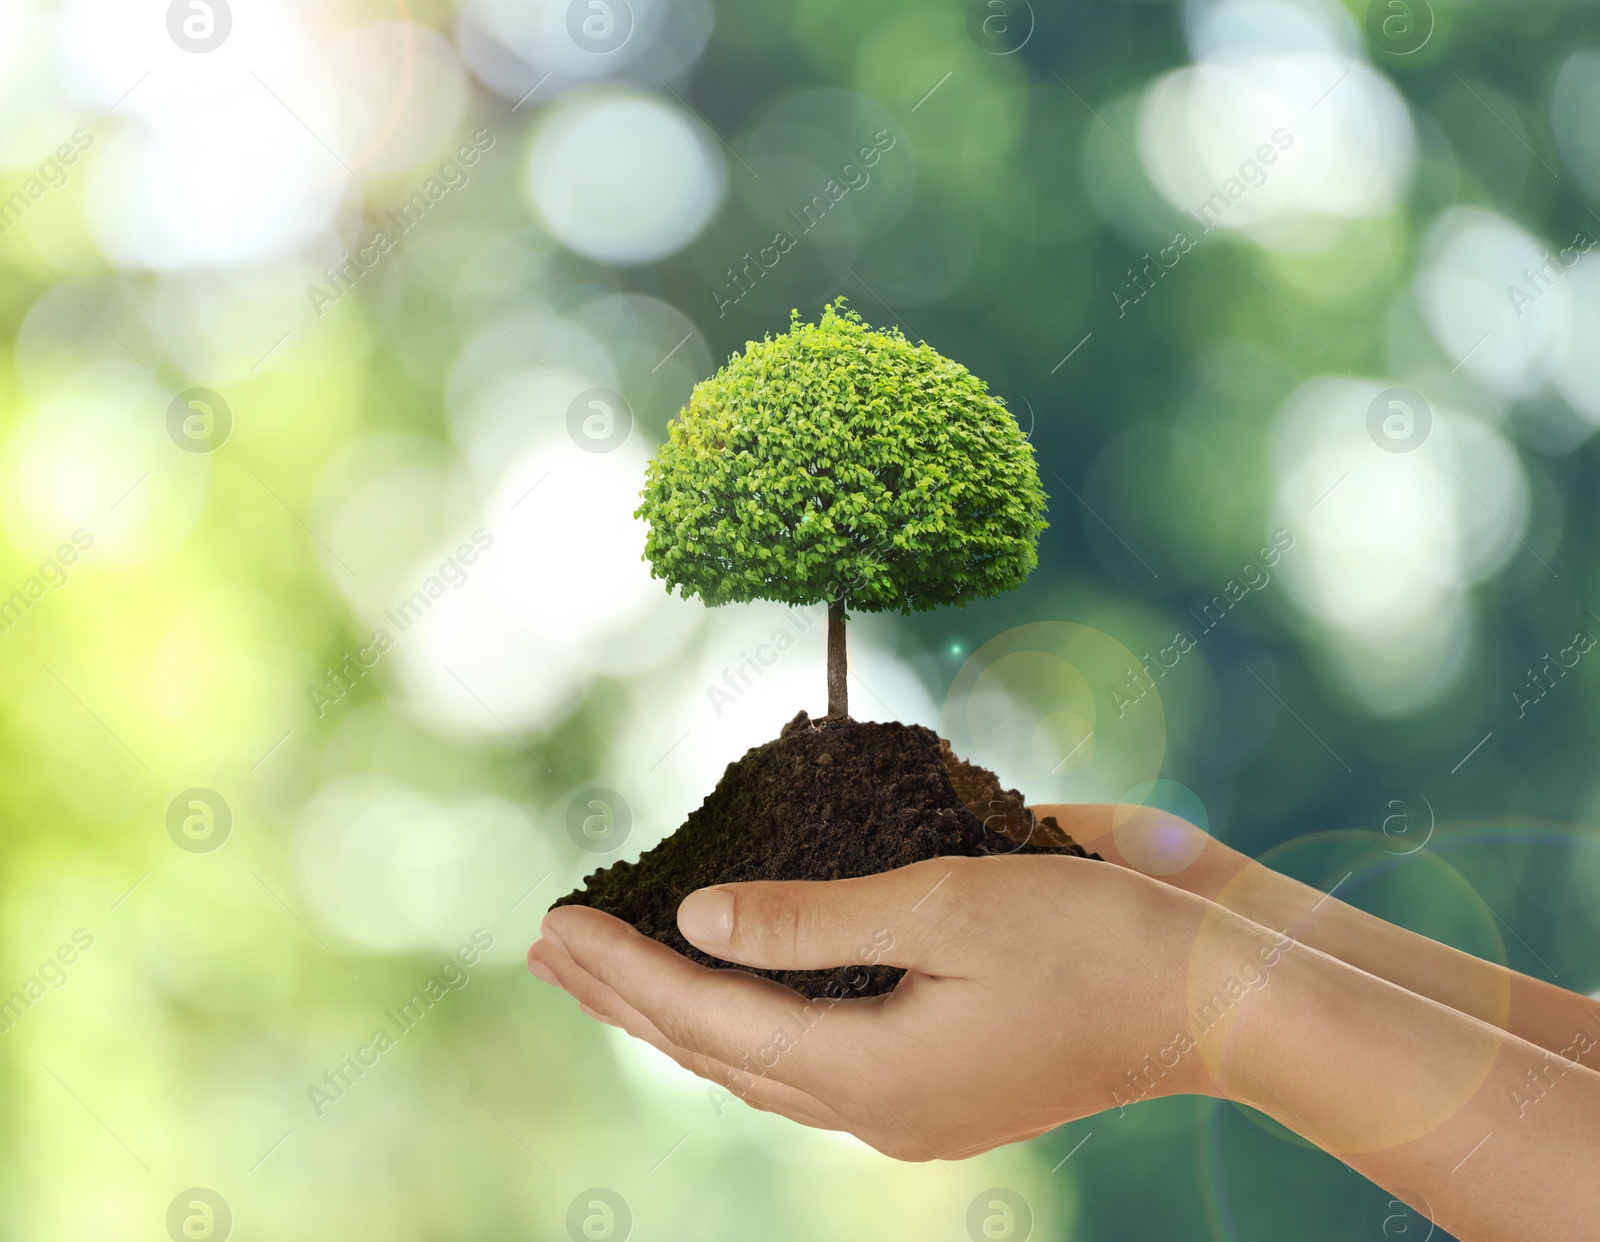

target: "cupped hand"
[531,854,1250,1161]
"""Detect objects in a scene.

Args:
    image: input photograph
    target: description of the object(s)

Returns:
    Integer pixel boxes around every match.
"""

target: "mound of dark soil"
[553,711,1098,998]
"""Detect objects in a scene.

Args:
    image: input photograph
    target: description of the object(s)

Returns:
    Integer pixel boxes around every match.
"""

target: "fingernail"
[678,887,734,946]
[527,948,559,986]
[579,1001,619,1027]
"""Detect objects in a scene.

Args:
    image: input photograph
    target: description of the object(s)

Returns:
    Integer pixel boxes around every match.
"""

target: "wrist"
[1165,838,1336,951]
[1104,878,1295,1107]
[1168,898,1307,1104]
[1204,930,1509,1155]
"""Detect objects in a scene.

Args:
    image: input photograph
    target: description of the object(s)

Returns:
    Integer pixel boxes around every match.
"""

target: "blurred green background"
[2,0,1598,1237]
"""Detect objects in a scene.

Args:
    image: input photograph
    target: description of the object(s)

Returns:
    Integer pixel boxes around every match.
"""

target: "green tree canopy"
[637,301,1049,615]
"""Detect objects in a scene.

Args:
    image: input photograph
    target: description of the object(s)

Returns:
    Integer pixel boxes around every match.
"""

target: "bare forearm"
[1179,840,1597,1053]
[1036,804,1600,1056]
[1224,937,1600,1242]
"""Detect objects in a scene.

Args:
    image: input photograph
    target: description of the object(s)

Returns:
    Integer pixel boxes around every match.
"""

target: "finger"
[578,1001,617,1026]
[674,856,982,974]
[539,905,883,1091]
[531,934,854,1132]
[569,975,851,1131]
[534,935,708,1061]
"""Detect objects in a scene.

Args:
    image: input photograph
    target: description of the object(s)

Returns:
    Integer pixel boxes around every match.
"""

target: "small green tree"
[636,301,1048,718]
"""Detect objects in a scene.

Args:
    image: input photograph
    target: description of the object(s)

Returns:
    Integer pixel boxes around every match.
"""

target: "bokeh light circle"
[1198,822,1600,1238]
[942,622,1166,805]
[1112,780,1210,876]
[1191,828,1513,1156]
[525,90,726,263]
[1553,51,1600,200]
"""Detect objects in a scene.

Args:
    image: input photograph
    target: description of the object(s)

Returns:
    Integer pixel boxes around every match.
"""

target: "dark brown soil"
[553,711,1098,999]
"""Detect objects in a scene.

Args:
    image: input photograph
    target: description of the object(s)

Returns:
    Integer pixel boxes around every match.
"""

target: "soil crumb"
[553,711,1098,999]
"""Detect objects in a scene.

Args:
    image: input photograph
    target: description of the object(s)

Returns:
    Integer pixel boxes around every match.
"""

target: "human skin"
[531,818,1600,1242]
[1032,802,1600,1059]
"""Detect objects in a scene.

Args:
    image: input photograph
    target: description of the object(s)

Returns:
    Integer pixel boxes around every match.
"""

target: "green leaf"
[636,299,1048,613]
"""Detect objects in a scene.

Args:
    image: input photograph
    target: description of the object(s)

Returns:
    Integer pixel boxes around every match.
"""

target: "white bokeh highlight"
[1271,376,1530,714]
[1139,0,1414,247]
[1,374,209,567]
[291,777,546,952]
[525,89,726,263]
[1414,208,1577,400]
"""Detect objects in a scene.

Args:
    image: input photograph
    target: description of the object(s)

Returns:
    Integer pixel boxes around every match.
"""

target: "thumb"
[675,859,972,974]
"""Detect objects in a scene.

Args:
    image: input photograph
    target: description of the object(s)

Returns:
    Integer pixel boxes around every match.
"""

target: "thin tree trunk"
[827,597,847,718]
